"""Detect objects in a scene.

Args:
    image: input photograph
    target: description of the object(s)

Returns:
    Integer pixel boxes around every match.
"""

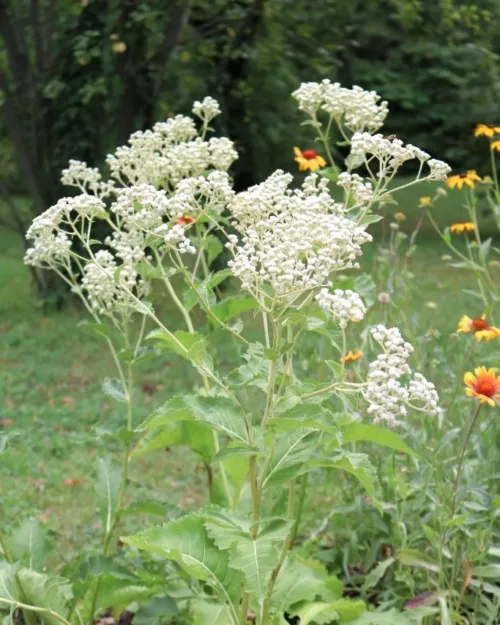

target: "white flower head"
[192,96,221,122]
[316,288,366,328]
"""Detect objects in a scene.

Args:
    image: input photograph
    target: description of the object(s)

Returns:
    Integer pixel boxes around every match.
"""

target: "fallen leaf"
[61,396,76,409]
[62,478,83,487]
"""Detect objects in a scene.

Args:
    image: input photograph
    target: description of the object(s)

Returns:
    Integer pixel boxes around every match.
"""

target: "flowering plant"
[4,85,451,625]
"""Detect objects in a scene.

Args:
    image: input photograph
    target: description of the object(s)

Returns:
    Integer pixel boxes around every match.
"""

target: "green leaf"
[78,321,112,339]
[134,420,214,462]
[341,424,417,457]
[350,608,414,624]
[264,430,320,488]
[205,235,224,266]
[133,596,178,625]
[202,508,251,550]
[184,395,251,446]
[270,404,342,438]
[92,576,153,614]
[292,602,339,625]
[122,515,242,617]
[471,564,500,578]
[228,521,291,604]
[353,274,377,308]
[148,329,208,364]
[190,599,234,625]
[210,296,258,324]
[102,378,128,403]
[315,452,377,496]
[396,549,439,573]
[7,519,46,571]
[16,569,73,625]
[212,445,259,464]
[95,457,122,535]
[362,558,395,591]
[138,396,193,431]
[272,557,342,612]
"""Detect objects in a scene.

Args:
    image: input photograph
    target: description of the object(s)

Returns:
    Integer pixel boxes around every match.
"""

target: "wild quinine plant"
[1,85,451,625]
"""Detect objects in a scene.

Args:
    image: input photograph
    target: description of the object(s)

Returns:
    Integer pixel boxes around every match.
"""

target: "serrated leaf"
[272,557,342,612]
[95,457,122,534]
[122,515,242,619]
[270,404,342,438]
[314,452,377,496]
[184,395,251,446]
[264,430,320,488]
[134,420,214,462]
[7,519,45,571]
[228,534,280,603]
[138,396,193,431]
[212,445,259,464]
[92,576,153,615]
[341,424,417,457]
[202,508,251,550]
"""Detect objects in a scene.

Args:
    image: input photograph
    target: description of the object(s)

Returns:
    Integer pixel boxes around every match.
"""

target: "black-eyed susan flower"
[341,349,363,364]
[446,171,482,190]
[457,314,500,341]
[419,196,431,206]
[394,211,406,221]
[474,124,500,138]
[294,147,326,172]
[491,141,500,152]
[450,221,476,234]
[464,367,500,406]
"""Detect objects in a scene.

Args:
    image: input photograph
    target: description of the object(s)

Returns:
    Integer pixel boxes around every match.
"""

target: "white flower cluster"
[192,96,221,123]
[228,172,372,298]
[106,109,237,187]
[364,325,440,427]
[337,173,374,205]
[428,159,452,181]
[350,133,450,180]
[316,288,366,327]
[166,171,235,219]
[61,160,114,197]
[25,196,106,266]
[292,80,389,133]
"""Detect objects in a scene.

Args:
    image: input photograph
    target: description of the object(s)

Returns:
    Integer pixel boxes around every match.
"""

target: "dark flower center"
[302,149,318,160]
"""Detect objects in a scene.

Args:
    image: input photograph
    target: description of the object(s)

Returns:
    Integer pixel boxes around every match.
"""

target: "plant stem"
[290,474,308,547]
[260,481,297,624]
[443,402,482,545]
[0,598,72,625]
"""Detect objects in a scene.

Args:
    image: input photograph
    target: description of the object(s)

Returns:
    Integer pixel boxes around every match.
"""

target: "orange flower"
[446,171,481,190]
[457,314,500,341]
[474,124,500,138]
[450,222,476,234]
[341,349,363,364]
[294,147,326,172]
[175,215,195,226]
[394,211,406,222]
[464,367,500,406]
[491,140,500,152]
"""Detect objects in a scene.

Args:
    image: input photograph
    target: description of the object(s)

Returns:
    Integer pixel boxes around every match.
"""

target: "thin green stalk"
[442,402,482,547]
[260,481,297,624]
[0,598,72,625]
[290,474,308,547]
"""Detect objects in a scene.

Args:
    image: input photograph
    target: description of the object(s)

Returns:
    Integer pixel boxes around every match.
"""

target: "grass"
[0,187,498,567]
